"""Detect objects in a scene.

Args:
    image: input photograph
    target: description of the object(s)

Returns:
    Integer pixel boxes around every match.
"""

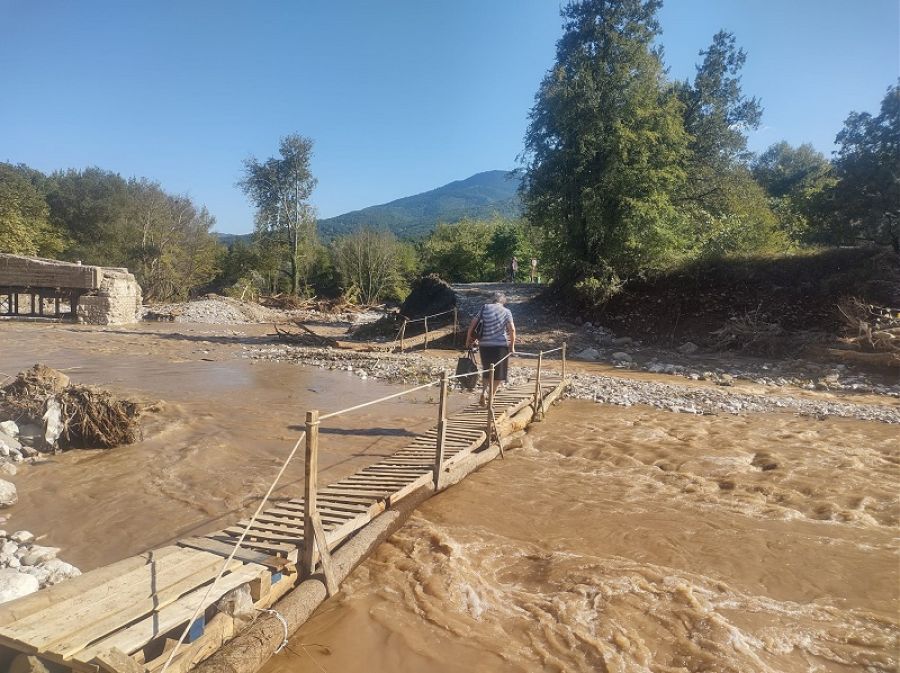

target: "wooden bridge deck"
[0,375,564,673]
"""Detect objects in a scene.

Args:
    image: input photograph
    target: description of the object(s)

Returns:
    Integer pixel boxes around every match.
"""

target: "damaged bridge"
[0,254,142,325]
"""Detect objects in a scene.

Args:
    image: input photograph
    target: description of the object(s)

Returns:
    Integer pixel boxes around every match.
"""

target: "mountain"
[217,170,522,244]
[319,170,521,239]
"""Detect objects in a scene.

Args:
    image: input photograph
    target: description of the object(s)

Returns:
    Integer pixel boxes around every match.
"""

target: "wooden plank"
[205,536,296,557]
[76,564,264,663]
[221,527,303,544]
[310,514,338,596]
[0,549,219,651]
[95,647,145,673]
[0,547,183,627]
[143,612,232,673]
[177,538,293,572]
[9,553,244,663]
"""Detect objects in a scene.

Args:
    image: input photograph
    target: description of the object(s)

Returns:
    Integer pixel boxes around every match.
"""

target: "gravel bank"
[245,345,900,424]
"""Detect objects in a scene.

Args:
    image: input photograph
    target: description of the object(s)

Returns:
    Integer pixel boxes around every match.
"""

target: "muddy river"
[264,401,898,673]
[0,322,464,568]
[1,322,897,671]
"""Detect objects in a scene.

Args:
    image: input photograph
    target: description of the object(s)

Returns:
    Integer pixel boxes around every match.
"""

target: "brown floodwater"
[0,321,466,569]
[1,322,898,671]
[264,400,899,673]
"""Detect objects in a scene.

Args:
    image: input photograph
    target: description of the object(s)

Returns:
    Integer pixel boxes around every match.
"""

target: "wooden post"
[30,293,36,316]
[562,342,567,381]
[533,351,543,420]
[302,409,319,578]
[433,370,449,490]
[399,319,407,353]
[486,363,495,440]
[423,316,429,351]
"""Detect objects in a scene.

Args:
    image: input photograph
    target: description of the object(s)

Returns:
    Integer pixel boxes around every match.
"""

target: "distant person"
[507,256,518,283]
[465,291,516,406]
[530,257,538,283]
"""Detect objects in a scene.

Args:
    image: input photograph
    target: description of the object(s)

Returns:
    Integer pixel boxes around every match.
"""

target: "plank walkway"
[0,375,564,673]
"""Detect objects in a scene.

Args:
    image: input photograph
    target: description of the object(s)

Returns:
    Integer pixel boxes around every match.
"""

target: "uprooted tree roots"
[1,365,145,450]
[837,297,900,354]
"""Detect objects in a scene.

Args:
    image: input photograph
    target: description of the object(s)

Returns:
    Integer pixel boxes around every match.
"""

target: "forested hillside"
[318,170,521,239]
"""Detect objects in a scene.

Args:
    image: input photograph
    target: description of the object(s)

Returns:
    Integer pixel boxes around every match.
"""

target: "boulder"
[678,341,699,355]
[576,348,600,361]
[10,531,34,544]
[612,352,633,363]
[0,481,17,508]
[39,559,81,585]
[0,430,21,453]
[0,421,19,438]
[0,463,17,477]
[0,569,39,604]
[20,546,59,567]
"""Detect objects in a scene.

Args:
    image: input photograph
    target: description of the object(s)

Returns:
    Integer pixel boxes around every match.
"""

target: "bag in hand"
[454,351,480,390]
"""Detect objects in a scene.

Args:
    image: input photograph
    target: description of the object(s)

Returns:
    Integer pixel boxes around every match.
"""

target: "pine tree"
[521,0,688,283]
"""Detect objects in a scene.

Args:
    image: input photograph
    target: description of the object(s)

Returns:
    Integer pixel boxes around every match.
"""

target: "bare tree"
[332,228,402,305]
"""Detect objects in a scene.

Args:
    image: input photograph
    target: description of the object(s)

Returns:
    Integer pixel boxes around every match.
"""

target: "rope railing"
[398,307,456,323]
[161,339,568,672]
[319,380,441,421]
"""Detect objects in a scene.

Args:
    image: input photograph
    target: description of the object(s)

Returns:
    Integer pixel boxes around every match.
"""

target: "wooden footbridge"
[0,347,568,673]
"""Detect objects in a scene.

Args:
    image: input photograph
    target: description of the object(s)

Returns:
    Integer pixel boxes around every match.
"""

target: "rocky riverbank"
[244,344,900,424]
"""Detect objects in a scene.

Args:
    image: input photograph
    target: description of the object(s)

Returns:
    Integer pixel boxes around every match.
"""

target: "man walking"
[507,256,519,283]
[465,292,516,406]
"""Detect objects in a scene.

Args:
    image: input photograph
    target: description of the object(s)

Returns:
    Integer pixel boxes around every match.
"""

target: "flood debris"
[0,365,144,450]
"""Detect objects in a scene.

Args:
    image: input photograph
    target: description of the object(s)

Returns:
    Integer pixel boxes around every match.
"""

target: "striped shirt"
[478,303,514,346]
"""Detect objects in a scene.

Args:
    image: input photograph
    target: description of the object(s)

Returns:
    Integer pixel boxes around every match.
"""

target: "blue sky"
[1,1,897,234]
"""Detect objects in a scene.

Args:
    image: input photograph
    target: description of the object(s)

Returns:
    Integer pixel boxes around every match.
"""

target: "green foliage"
[420,216,535,282]
[2,164,221,301]
[0,163,66,256]
[822,82,900,251]
[331,228,411,304]
[752,141,835,243]
[239,134,319,295]
[521,0,690,281]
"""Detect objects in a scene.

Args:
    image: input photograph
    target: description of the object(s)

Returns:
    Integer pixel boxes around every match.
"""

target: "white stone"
[576,347,600,361]
[43,398,64,448]
[0,569,39,604]
[6,557,20,569]
[10,531,33,544]
[21,565,50,586]
[0,481,17,508]
[0,463,16,477]
[678,341,699,355]
[612,352,633,363]
[0,429,20,451]
[39,559,80,585]
[0,422,18,438]
[20,546,59,567]
[1,540,17,556]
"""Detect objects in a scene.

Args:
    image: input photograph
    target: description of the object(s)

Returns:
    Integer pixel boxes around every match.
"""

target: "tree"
[824,82,900,251]
[421,218,496,281]
[521,0,689,284]
[753,141,835,242]
[332,228,407,304]
[677,31,762,198]
[239,134,319,295]
[0,163,65,256]
[44,167,131,265]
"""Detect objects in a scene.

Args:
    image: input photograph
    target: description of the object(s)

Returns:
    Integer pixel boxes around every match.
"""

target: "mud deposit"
[265,400,898,673]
